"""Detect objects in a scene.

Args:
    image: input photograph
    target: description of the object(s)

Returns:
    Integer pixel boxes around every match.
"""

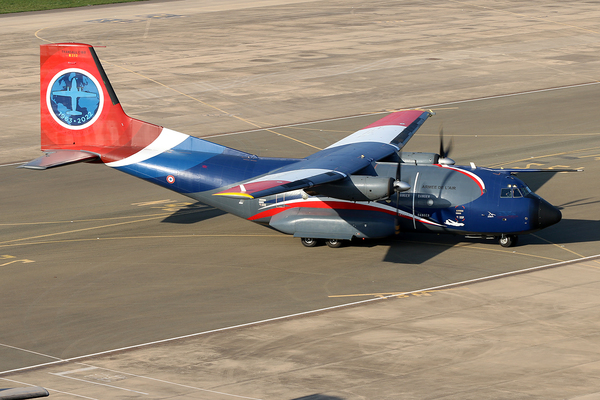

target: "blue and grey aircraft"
[23,43,575,248]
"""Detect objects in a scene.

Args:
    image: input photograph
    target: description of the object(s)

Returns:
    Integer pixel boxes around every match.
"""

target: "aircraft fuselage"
[111,151,561,243]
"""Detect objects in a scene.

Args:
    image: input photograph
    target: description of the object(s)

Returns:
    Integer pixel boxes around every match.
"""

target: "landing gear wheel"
[326,239,343,248]
[301,237,318,247]
[499,234,518,248]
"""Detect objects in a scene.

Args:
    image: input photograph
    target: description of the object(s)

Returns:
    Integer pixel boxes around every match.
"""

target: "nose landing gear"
[499,234,519,248]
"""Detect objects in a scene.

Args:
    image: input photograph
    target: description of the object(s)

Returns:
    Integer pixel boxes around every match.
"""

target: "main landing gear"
[300,237,318,247]
[499,234,519,248]
[300,238,344,248]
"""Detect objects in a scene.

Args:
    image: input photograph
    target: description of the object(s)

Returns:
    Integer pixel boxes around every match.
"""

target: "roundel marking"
[166,175,175,184]
[46,68,104,130]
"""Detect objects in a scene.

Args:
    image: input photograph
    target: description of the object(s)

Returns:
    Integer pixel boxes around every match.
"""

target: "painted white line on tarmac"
[1,253,599,378]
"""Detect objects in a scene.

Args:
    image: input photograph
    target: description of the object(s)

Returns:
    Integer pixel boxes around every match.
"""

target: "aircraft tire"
[326,239,343,248]
[499,234,518,247]
[301,237,318,247]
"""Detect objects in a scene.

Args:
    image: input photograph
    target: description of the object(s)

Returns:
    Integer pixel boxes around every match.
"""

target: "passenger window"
[513,188,523,198]
[500,188,512,198]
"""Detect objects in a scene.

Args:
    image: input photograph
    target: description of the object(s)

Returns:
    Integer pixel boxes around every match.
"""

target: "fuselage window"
[500,188,512,198]
[513,188,523,198]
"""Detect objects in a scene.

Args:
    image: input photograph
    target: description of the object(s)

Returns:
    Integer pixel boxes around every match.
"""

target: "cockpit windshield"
[500,185,530,198]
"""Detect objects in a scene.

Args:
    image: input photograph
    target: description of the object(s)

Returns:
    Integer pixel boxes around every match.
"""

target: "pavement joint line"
[48,372,149,395]
[73,363,264,400]
[1,253,599,377]
[203,81,600,138]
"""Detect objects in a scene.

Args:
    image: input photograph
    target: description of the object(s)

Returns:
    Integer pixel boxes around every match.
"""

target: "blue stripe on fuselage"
[112,136,298,193]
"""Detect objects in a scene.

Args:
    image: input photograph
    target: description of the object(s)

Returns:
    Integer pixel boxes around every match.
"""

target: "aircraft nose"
[536,198,562,229]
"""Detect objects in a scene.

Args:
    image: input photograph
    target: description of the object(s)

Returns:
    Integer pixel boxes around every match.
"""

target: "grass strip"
[0,0,146,14]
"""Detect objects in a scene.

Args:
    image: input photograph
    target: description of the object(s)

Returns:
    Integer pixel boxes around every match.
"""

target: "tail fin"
[36,43,162,166]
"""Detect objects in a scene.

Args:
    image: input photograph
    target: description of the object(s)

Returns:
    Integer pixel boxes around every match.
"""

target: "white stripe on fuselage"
[325,125,405,149]
[245,169,345,185]
[106,128,189,167]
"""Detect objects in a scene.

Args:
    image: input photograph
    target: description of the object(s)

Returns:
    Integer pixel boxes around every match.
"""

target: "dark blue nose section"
[537,199,562,229]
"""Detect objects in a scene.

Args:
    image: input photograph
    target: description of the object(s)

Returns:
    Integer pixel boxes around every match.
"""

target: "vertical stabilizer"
[40,43,162,162]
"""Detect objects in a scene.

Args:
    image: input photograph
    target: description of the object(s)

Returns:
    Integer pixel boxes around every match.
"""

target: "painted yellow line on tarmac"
[0,212,171,226]
[402,239,566,263]
[0,234,285,249]
[0,216,168,246]
[103,61,322,151]
[531,234,586,259]
[490,146,600,168]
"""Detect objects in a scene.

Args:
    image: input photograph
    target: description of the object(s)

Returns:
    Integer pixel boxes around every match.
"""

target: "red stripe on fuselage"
[248,199,441,226]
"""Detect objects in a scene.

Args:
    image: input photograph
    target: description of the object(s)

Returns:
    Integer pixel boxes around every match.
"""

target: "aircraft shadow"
[161,202,226,224]
[378,218,600,264]
[379,233,462,264]
[291,395,345,400]
[528,218,600,246]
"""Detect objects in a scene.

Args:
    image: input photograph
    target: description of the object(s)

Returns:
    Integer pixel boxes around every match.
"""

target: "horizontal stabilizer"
[19,150,99,170]
[507,168,583,174]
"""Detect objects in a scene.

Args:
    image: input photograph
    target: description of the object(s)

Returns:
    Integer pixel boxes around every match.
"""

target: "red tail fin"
[40,43,161,161]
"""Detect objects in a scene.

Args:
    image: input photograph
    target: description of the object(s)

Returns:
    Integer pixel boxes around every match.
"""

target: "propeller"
[438,125,455,165]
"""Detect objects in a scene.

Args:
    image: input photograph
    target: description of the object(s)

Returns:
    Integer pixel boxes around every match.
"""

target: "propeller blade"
[439,125,445,158]
[438,124,455,165]
[395,154,401,234]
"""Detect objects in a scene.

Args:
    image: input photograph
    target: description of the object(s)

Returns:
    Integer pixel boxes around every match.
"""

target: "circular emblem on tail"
[46,68,104,130]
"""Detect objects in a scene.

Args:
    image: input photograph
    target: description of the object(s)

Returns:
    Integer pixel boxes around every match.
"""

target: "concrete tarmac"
[1,0,600,399]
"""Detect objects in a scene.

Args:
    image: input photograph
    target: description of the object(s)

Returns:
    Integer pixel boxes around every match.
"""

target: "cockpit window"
[500,187,525,198]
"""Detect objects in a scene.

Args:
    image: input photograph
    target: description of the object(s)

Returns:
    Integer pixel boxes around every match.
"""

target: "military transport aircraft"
[23,43,570,248]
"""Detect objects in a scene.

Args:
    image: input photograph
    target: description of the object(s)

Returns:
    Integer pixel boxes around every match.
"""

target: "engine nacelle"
[400,152,439,165]
[401,152,455,165]
[309,175,395,201]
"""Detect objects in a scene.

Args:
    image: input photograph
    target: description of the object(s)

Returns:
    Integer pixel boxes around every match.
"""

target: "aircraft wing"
[215,110,431,199]
[505,168,583,174]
